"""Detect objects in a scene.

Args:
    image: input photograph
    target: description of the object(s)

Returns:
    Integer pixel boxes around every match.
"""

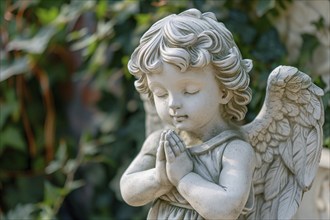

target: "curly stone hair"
[128,8,252,121]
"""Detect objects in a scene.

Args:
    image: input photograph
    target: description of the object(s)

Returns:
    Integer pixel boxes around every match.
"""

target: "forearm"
[120,168,170,206]
[177,173,246,219]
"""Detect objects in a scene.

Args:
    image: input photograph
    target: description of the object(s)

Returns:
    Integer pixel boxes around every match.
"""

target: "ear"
[219,89,233,104]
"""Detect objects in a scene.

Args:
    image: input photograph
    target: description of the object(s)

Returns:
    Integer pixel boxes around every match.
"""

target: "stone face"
[120,8,324,220]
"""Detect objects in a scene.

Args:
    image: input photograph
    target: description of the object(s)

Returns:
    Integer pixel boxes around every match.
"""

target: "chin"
[174,123,193,131]
[173,123,185,130]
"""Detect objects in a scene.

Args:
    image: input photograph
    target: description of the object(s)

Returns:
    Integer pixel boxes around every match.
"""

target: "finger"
[164,131,173,146]
[157,131,166,161]
[170,132,185,152]
[166,132,181,157]
[160,130,166,142]
[166,132,176,147]
[165,130,171,141]
[157,142,165,161]
[170,135,181,157]
[164,141,175,163]
[158,131,166,147]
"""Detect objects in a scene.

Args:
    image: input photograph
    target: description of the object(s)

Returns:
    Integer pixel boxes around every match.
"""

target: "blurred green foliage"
[0,0,329,219]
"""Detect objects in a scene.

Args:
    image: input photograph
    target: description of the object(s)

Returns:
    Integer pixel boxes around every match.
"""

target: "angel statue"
[120,8,324,220]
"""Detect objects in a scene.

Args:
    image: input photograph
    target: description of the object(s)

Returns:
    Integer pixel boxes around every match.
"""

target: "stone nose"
[168,95,181,112]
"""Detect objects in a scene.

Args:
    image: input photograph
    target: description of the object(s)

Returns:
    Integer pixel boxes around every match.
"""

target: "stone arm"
[176,140,255,219]
[120,130,172,206]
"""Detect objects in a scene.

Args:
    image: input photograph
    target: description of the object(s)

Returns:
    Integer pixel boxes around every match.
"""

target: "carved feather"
[279,139,294,173]
[242,65,324,220]
[304,128,322,188]
[264,157,289,200]
[277,176,302,219]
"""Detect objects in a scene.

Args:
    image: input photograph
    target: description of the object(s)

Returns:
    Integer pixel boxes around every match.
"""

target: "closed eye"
[184,90,199,95]
[154,92,168,98]
[151,87,168,98]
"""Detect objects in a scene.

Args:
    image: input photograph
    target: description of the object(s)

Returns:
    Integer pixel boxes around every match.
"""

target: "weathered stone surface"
[120,8,324,220]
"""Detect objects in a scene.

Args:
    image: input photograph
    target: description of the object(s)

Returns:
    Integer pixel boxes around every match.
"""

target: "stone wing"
[241,66,324,219]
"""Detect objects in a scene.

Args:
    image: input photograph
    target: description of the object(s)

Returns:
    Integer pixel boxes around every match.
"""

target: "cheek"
[187,93,219,116]
[193,92,215,107]
[154,99,169,118]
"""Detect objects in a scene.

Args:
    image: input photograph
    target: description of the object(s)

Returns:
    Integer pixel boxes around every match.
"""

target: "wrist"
[155,178,173,196]
[174,172,191,187]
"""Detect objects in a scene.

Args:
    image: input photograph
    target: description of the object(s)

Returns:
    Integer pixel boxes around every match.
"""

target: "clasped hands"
[155,130,193,188]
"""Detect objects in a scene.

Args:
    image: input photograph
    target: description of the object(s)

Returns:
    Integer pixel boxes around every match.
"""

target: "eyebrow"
[180,80,203,87]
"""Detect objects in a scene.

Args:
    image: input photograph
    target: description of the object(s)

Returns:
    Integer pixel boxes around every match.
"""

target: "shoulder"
[224,139,254,156]
[223,139,255,169]
[140,129,163,155]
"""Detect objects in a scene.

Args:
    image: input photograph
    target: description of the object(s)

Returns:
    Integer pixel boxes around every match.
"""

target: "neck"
[180,116,232,146]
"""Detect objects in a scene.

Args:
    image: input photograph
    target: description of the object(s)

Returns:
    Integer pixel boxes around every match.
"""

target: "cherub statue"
[120,8,324,220]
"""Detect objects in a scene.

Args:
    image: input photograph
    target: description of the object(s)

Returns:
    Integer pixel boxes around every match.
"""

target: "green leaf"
[135,14,152,26]
[2,87,20,123]
[45,141,67,174]
[0,57,30,82]
[44,181,62,206]
[252,28,285,62]
[96,0,108,19]
[45,160,62,174]
[324,137,330,149]
[4,203,37,220]
[37,204,54,220]
[82,142,98,156]
[56,140,68,164]
[110,1,139,24]
[256,0,276,17]
[122,56,131,79]
[53,0,96,25]
[7,26,57,54]
[0,126,26,153]
[59,180,84,199]
[89,41,108,72]
[70,34,97,51]
[0,103,16,129]
[66,28,88,42]
[298,34,320,67]
[36,7,59,25]
[63,159,77,174]
[67,180,85,192]
[96,20,114,39]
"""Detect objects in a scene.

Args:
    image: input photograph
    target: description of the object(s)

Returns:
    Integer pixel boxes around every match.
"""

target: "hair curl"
[128,8,252,121]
